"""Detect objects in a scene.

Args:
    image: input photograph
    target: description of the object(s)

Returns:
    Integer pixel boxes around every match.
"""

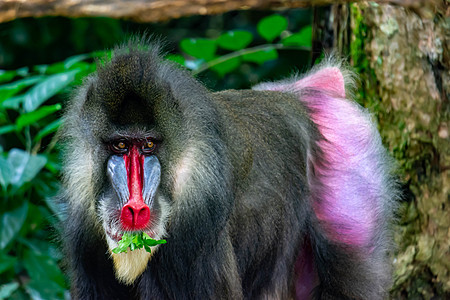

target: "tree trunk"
[0,0,440,23]
[321,1,449,298]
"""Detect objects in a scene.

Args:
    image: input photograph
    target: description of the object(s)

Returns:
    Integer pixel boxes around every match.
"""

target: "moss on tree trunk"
[347,2,449,298]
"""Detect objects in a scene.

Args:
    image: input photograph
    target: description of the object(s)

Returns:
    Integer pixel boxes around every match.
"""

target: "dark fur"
[59,43,398,299]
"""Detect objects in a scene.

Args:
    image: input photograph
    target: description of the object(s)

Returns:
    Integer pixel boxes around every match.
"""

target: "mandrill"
[58,42,398,299]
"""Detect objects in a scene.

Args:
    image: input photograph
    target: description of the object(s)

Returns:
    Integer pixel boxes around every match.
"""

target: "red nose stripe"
[120,146,150,230]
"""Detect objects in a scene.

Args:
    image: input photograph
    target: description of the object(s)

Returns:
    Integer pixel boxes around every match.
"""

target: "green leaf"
[44,62,67,75]
[132,234,138,244]
[33,64,48,74]
[112,232,166,254]
[165,54,186,66]
[143,233,166,246]
[18,237,61,259]
[242,48,278,65]
[180,38,217,61]
[72,63,97,86]
[23,69,79,112]
[0,76,45,103]
[1,95,24,110]
[257,15,288,42]
[0,253,17,274]
[144,238,166,247]
[16,104,62,131]
[7,149,48,188]
[92,50,111,58]
[16,67,30,77]
[210,57,241,77]
[121,233,133,244]
[64,54,91,69]
[0,70,16,83]
[25,279,65,300]
[33,118,63,142]
[0,125,16,136]
[0,282,19,300]
[0,156,12,188]
[44,157,61,175]
[0,86,20,104]
[0,201,28,249]
[23,250,66,287]
[217,30,253,51]
[282,25,312,47]
[136,233,144,244]
[112,241,129,253]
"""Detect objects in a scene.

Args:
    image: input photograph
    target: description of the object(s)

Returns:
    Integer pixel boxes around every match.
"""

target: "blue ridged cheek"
[107,155,129,204]
[142,156,161,204]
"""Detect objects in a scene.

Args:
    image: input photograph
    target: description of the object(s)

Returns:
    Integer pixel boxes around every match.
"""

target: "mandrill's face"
[71,49,196,285]
[97,135,170,284]
[103,139,160,238]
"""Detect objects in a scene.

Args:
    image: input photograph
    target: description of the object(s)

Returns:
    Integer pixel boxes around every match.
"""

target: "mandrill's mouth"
[105,228,160,243]
[101,204,167,248]
[103,220,163,286]
[104,219,162,245]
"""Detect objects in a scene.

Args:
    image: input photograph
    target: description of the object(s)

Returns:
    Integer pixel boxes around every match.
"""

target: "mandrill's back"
[213,88,313,186]
[214,89,313,299]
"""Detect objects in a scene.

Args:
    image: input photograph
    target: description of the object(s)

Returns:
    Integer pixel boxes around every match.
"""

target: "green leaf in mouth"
[112,232,166,254]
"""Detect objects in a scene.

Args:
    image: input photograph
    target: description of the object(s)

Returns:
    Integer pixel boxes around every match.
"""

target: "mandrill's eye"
[111,140,129,154]
[142,140,156,154]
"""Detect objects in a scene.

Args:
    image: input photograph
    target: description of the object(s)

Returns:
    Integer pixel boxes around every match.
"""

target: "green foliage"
[282,26,312,47]
[0,52,100,299]
[257,15,288,42]
[217,31,253,51]
[0,201,28,249]
[23,70,79,112]
[0,282,19,299]
[180,38,217,61]
[242,48,279,65]
[176,14,311,78]
[112,232,167,254]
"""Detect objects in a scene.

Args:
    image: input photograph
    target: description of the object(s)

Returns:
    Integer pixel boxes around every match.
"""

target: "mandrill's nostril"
[127,206,134,217]
[135,206,150,228]
[120,202,150,230]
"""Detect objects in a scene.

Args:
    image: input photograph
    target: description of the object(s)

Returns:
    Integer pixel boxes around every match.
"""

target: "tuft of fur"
[256,58,399,299]
[111,248,152,285]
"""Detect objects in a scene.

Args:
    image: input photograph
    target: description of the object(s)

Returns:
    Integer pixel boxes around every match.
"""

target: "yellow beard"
[111,248,152,285]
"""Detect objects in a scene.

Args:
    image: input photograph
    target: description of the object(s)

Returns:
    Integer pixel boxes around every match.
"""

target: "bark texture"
[345,2,449,298]
[0,0,440,24]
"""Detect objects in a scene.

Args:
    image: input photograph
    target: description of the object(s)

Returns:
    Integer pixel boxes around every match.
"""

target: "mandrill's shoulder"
[210,88,312,157]
[213,88,299,104]
[211,88,306,118]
